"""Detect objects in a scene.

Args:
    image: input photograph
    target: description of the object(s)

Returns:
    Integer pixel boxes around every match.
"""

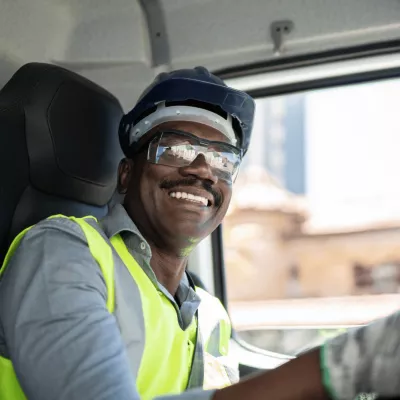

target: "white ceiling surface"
[1,0,400,110]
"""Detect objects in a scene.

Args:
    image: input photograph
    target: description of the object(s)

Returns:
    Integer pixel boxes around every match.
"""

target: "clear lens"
[148,131,241,182]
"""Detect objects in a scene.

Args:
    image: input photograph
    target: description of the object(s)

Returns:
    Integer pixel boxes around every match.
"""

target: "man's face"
[120,120,235,252]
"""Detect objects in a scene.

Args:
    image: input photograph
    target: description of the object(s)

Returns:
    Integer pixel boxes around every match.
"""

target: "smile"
[169,191,209,206]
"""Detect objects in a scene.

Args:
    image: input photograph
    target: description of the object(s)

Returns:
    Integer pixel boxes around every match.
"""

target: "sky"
[305,78,400,229]
[245,77,400,231]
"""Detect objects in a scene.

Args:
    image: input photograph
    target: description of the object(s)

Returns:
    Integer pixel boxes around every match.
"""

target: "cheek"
[128,165,154,207]
[214,187,232,221]
[136,165,165,209]
[221,184,232,209]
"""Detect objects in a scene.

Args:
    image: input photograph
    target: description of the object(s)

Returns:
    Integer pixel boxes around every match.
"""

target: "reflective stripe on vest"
[0,216,235,400]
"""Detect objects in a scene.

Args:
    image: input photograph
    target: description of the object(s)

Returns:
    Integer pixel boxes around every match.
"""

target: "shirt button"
[140,242,146,251]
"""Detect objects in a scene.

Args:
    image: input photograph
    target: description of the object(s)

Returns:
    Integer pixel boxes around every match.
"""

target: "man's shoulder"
[0,216,98,270]
[195,286,219,302]
[2,215,109,299]
[196,287,229,319]
[24,215,102,242]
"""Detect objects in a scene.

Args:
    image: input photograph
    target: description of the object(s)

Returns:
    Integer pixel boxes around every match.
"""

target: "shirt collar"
[100,204,151,256]
[100,203,142,239]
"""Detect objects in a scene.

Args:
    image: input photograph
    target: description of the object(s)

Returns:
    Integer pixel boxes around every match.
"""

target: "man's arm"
[212,311,400,400]
[213,349,325,400]
[0,218,139,400]
[0,218,214,400]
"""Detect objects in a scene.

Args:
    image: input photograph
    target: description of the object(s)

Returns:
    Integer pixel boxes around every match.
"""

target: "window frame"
[210,51,400,369]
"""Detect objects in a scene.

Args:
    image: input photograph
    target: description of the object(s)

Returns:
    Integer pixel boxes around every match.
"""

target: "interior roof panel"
[166,0,400,69]
[1,0,400,109]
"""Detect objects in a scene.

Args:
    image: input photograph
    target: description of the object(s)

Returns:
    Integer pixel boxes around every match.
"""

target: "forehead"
[155,120,230,143]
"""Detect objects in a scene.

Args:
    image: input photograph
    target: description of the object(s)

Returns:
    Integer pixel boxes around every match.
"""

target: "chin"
[167,222,211,244]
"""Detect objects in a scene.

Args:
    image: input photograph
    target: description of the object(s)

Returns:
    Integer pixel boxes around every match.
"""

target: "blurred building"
[225,80,400,351]
[224,166,400,302]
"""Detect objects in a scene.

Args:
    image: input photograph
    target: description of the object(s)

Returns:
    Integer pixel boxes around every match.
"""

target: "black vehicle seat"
[0,62,123,265]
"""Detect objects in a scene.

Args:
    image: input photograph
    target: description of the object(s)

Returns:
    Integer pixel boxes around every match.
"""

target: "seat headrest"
[0,62,124,262]
[0,62,123,204]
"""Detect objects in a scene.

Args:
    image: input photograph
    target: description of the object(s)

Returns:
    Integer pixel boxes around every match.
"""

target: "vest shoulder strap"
[195,287,231,357]
[70,217,115,313]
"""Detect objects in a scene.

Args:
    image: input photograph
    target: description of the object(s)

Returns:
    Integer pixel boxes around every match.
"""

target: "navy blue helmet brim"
[121,77,255,156]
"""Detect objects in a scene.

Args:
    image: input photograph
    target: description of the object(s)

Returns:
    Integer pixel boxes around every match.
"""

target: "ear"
[117,158,134,194]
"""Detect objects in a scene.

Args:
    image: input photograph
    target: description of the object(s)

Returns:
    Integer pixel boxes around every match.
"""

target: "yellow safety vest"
[0,216,235,400]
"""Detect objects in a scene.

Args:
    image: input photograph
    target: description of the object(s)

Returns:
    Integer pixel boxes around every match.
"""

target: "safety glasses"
[146,130,242,183]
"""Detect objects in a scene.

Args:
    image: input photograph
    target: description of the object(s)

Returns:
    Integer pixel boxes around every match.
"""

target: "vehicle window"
[224,77,400,356]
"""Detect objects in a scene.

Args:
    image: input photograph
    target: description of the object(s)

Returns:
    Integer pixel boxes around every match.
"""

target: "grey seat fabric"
[0,62,124,265]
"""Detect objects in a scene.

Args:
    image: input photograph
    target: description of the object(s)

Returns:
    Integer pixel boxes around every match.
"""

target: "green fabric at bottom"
[320,343,337,400]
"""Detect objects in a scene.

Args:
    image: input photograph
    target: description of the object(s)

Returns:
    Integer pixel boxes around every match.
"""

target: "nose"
[178,154,218,185]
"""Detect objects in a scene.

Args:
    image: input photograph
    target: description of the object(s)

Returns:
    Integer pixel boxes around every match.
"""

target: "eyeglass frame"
[134,129,243,182]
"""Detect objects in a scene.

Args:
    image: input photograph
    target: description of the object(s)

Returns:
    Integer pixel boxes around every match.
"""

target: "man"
[0,67,254,399]
[1,66,399,400]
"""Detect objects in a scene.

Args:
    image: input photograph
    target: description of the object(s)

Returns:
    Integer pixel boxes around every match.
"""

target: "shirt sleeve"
[321,311,400,400]
[0,217,216,400]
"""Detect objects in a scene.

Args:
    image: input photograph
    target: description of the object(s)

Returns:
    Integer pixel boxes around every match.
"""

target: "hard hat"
[119,66,255,157]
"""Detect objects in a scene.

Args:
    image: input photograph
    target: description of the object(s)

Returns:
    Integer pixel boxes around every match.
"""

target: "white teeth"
[195,196,208,206]
[169,191,208,206]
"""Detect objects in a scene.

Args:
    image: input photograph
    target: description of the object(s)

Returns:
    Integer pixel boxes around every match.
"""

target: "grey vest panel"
[86,219,146,379]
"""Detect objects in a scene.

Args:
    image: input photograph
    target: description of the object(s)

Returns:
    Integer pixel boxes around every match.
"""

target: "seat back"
[0,63,124,264]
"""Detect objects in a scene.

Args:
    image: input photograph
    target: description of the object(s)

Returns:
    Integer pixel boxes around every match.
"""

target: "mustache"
[160,177,222,207]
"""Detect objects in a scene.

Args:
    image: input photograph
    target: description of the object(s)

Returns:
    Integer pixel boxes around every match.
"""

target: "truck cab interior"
[2,0,400,388]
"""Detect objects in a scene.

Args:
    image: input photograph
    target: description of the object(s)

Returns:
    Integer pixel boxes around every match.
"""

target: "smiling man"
[0,67,255,400]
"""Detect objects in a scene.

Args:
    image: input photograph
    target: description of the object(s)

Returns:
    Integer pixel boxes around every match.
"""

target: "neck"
[123,204,194,295]
[148,243,188,295]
